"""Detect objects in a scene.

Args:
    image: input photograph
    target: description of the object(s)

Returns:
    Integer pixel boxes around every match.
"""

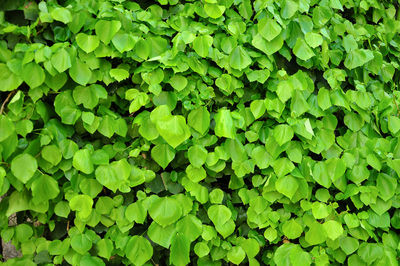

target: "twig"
[0,91,16,115]
[160,173,168,191]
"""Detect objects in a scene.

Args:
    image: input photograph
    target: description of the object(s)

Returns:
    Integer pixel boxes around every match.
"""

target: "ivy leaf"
[188,107,210,135]
[148,197,183,227]
[11,154,37,184]
[73,149,94,174]
[155,115,191,148]
[293,39,315,61]
[151,144,175,169]
[31,174,59,203]
[323,220,343,240]
[258,18,281,41]
[275,175,299,200]
[71,234,92,255]
[229,46,252,70]
[50,7,72,24]
[51,48,72,73]
[273,124,294,146]
[193,35,213,57]
[125,236,153,266]
[170,232,190,266]
[69,194,93,219]
[69,59,92,86]
[214,109,236,139]
[95,20,121,45]
[22,62,45,88]
[76,33,100,53]
[344,49,374,69]
[0,64,22,91]
[204,4,226,19]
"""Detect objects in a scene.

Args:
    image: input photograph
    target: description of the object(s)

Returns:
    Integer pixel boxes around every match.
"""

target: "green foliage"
[0,0,400,265]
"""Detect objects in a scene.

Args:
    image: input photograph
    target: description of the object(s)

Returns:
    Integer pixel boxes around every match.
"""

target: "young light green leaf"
[11,154,37,184]
[76,33,100,53]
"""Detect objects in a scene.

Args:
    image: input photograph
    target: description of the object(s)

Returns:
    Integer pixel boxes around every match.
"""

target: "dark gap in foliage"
[133,0,159,10]
[4,10,28,26]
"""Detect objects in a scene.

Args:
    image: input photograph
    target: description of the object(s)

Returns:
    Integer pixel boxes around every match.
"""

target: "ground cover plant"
[0,0,400,265]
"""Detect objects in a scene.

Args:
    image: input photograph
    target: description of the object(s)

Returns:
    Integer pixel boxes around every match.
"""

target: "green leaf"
[51,48,72,73]
[188,107,210,135]
[276,175,299,200]
[170,232,190,266]
[312,202,330,219]
[41,145,62,166]
[229,46,252,70]
[340,237,359,255]
[322,220,343,240]
[156,115,191,148]
[282,219,303,239]
[125,236,153,266]
[0,64,22,91]
[11,153,37,184]
[317,87,332,110]
[344,49,374,70]
[31,174,60,202]
[71,234,92,255]
[176,214,203,242]
[69,194,93,219]
[188,145,207,168]
[258,18,282,41]
[193,35,213,57]
[214,109,236,139]
[95,159,130,192]
[388,116,400,135]
[204,4,226,19]
[110,69,129,82]
[76,33,100,53]
[376,173,397,201]
[148,222,176,248]
[69,59,92,86]
[276,80,294,103]
[96,239,114,260]
[54,201,70,218]
[73,149,94,174]
[151,144,175,169]
[305,222,327,245]
[95,20,121,45]
[0,115,15,142]
[250,100,266,120]
[305,32,323,48]
[50,7,72,24]
[169,75,188,92]
[207,205,231,227]
[125,201,147,224]
[112,33,136,53]
[293,39,315,61]
[273,124,294,146]
[227,246,246,265]
[148,197,182,227]
[22,62,45,88]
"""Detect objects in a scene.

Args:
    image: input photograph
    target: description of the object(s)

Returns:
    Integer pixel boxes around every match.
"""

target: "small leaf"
[148,197,182,227]
[193,35,213,57]
[293,39,315,61]
[11,154,37,184]
[72,149,94,174]
[151,144,175,169]
[258,18,281,41]
[76,33,100,53]
[125,236,153,266]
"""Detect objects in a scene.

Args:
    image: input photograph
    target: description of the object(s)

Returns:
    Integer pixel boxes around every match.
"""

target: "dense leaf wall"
[0,0,400,265]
